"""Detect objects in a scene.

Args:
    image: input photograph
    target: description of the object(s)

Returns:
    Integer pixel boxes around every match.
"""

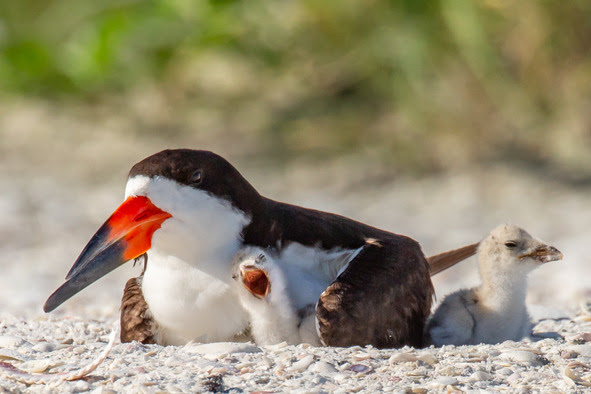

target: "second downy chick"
[426,224,562,346]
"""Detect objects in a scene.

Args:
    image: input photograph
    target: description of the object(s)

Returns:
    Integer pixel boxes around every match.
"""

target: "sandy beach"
[1,306,590,392]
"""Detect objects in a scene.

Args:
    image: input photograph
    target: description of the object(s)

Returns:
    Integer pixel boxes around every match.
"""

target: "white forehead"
[125,175,151,198]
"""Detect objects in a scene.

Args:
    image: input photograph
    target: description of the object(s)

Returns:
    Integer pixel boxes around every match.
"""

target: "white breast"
[142,250,249,345]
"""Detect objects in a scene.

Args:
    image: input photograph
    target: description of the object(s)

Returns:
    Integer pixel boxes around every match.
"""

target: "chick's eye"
[504,241,517,248]
[189,170,202,185]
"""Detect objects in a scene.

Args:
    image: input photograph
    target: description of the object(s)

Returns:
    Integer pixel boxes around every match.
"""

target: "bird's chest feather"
[141,250,249,345]
[471,300,529,343]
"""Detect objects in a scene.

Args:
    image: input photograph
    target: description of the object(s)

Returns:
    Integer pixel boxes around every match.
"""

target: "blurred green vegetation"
[1,0,591,179]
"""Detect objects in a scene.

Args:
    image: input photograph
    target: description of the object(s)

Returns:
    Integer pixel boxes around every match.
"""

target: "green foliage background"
[1,0,591,179]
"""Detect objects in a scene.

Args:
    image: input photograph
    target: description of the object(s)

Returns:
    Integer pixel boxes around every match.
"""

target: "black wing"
[316,237,433,348]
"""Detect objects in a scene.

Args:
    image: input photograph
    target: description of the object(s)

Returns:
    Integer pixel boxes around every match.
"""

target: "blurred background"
[1,1,590,319]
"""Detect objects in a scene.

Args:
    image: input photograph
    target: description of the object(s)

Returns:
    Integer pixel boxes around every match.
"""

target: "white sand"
[1,309,590,392]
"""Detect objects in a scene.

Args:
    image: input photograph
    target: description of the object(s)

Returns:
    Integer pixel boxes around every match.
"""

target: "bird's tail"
[427,242,479,276]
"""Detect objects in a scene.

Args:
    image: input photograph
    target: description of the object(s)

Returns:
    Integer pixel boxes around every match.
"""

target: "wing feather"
[316,237,433,348]
[427,242,479,276]
[120,276,156,344]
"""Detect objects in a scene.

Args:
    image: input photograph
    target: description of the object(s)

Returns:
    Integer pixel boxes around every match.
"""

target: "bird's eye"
[505,241,517,248]
[189,170,203,185]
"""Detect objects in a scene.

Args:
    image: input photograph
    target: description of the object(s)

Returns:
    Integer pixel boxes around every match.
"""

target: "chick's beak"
[519,244,563,264]
[240,265,270,299]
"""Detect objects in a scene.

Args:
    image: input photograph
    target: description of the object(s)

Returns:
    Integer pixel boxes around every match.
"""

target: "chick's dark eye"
[504,241,517,248]
[189,170,202,185]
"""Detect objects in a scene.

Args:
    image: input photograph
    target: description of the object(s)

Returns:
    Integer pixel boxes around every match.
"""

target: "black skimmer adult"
[44,149,475,348]
[425,224,563,346]
[231,247,320,346]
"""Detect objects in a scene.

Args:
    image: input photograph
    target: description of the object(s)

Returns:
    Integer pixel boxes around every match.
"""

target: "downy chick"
[426,224,562,346]
[231,247,320,346]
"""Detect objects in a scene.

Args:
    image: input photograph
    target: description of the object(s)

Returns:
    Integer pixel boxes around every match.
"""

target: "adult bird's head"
[44,149,261,313]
